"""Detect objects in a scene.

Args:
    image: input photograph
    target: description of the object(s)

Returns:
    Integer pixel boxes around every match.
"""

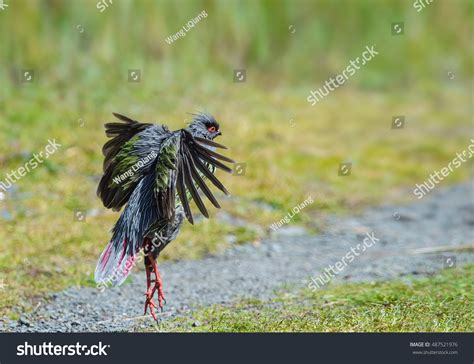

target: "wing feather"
[190,149,230,195]
[194,136,228,149]
[176,160,194,224]
[182,153,209,218]
[194,143,235,163]
[173,130,233,223]
[184,149,220,208]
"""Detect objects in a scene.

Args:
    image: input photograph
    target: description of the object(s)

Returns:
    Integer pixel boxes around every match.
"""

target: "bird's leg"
[143,239,159,321]
[149,255,166,311]
[144,264,158,320]
[143,237,166,321]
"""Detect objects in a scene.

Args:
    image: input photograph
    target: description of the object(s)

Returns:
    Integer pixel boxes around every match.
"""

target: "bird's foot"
[144,288,158,321]
[151,256,166,312]
[143,257,166,321]
[154,280,166,311]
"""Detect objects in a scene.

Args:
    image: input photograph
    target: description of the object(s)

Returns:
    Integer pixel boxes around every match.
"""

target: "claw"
[143,256,166,321]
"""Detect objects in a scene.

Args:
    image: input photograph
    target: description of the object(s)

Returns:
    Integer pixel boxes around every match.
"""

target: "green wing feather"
[109,136,141,189]
[155,138,178,191]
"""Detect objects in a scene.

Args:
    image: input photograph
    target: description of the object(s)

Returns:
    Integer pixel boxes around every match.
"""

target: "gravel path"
[3,181,474,332]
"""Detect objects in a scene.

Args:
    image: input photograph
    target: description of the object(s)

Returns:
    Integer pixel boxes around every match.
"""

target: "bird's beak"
[217,131,222,136]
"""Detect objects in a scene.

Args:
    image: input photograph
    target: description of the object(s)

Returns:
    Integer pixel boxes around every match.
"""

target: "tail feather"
[95,171,159,287]
[94,238,135,287]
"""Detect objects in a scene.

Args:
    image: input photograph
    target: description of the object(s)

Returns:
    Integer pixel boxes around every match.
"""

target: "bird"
[94,112,234,321]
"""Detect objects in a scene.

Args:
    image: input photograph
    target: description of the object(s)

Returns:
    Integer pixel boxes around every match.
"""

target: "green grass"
[1,0,472,91]
[0,0,473,320]
[152,265,474,332]
[0,85,472,318]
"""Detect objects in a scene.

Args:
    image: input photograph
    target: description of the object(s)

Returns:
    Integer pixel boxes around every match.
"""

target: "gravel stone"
[2,181,473,332]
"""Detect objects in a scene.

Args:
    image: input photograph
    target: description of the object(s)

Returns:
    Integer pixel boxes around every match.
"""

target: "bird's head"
[186,113,222,140]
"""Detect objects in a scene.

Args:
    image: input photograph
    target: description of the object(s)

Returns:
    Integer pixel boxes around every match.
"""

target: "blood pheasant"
[95,112,234,320]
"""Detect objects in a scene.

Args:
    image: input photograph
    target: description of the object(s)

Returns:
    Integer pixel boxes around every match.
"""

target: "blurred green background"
[0,0,472,319]
[0,0,473,90]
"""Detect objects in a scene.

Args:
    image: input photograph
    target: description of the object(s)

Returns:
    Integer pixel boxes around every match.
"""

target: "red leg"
[144,265,158,321]
[149,256,165,310]
[151,257,165,310]
[143,255,165,321]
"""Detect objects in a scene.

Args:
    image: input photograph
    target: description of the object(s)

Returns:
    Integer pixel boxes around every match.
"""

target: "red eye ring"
[208,126,216,132]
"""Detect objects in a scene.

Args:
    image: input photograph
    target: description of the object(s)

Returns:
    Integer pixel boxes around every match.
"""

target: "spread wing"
[173,129,235,224]
[95,114,234,286]
[97,112,167,211]
[97,113,234,222]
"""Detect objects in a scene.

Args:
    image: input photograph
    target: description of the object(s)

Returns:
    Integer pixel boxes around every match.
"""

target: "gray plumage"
[95,112,233,287]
